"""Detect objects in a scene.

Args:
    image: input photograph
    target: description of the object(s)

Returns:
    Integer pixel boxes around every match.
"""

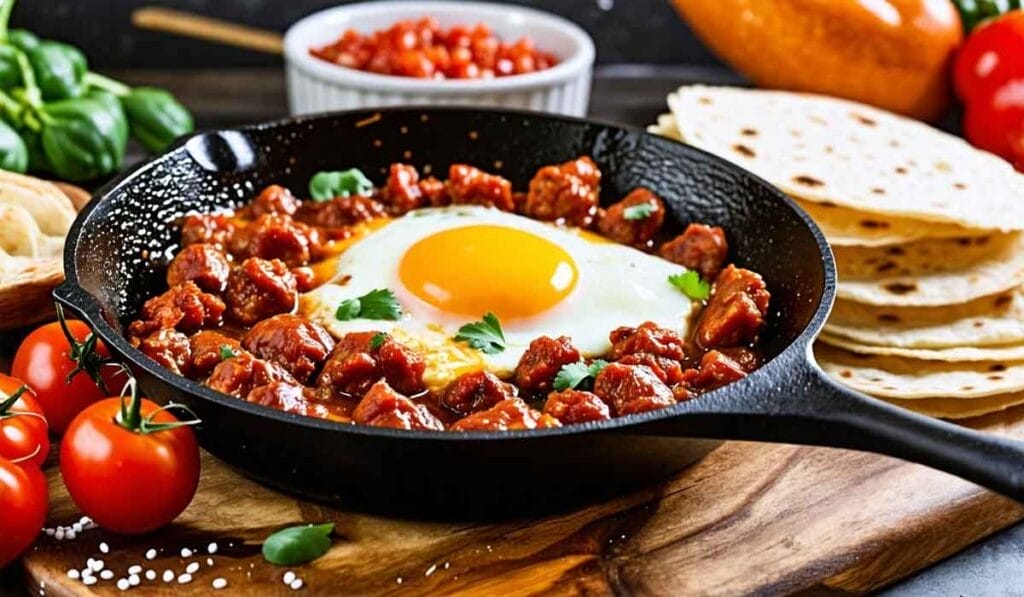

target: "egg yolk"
[399,225,578,319]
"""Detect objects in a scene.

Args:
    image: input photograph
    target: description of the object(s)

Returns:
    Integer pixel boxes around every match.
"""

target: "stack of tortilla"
[649,86,1024,419]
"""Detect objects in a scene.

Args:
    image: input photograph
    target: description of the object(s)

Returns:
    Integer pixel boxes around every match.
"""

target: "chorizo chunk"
[205,353,294,398]
[229,213,321,267]
[248,381,335,420]
[246,185,300,217]
[523,156,600,227]
[136,329,192,376]
[225,258,299,326]
[450,398,561,431]
[352,380,443,430]
[618,352,685,385]
[694,265,770,349]
[383,163,425,213]
[592,363,675,416]
[166,243,230,293]
[190,331,243,378]
[609,321,687,361]
[680,350,748,394]
[242,314,335,384]
[316,332,426,397]
[296,196,386,228]
[419,176,448,206]
[659,224,729,281]
[446,164,514,211]
[180,213,234,249]
[543,390,611,425]
[127,281,225,338]
[513,335,581,396]
[597,188,665,248]
[441,370,517,417]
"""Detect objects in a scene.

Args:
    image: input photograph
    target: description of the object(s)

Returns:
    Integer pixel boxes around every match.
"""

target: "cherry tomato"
[954,11,1024,103]
[963,78,1024,168]
[60,394,200,534]
[0,374,50,468]
[12,318,125,434]
[0,458,47,567]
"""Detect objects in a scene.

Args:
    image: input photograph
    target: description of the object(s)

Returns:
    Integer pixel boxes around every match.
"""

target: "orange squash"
[670,0,963,122]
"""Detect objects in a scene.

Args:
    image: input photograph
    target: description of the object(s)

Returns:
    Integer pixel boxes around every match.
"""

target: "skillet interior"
[61,108,829,516]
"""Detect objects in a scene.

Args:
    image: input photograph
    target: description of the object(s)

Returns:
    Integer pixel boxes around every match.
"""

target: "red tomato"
[60,397,200,534]
[963,79,1024,168]
[954,11,1024,103]
[12,319,126,434]
[0,374,50,468]
[0,458,47,567]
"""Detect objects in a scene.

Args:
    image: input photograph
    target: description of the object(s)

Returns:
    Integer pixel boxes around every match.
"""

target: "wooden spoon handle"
[131,7,284,55]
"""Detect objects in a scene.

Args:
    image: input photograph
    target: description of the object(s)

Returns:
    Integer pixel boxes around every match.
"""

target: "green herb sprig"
[335,289,403,321]
[668,270,711,301]
[552,359,609,392]
[453,312,506,354]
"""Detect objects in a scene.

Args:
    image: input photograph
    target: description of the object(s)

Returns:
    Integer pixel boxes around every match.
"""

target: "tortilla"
[834,233,1024,307]
[880,392,1024,419]
[818,333,1024,362]
[815,344,1024,399]
[648,113,683,141]
[793,199,986,247]
[0,171,76,237]
[824,289,1024,349]
[0,203,43,257]
[667,86,1024,231]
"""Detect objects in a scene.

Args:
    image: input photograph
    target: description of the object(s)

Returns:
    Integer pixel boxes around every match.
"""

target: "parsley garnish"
[623,203,656,220]
[335,289,403,321]
[453,312,506,354]
[219,345,238,360]
[553,359,609,392]
[668,270,711,301]
[369,332,386,350]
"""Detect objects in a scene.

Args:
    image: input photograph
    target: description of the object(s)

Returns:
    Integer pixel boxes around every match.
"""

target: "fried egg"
[303,206,695,389]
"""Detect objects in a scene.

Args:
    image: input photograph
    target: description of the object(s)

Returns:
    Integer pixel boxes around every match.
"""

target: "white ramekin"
[283,1,595,117]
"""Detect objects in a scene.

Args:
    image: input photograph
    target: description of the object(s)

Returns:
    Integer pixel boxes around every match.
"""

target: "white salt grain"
[207,542,218,554]
[145,570,156,581]
[128,565,142,575]
[100,570,114,580]
[82,577,97,586]
[99,542,109,554]
[290,578,304,590]
[177,573,193,584]
[186,562,199,574]
[162,570,174,583]
[90,559,104,572]
[212,578,228,590]
[145,548,157,560]
[282,571,296,584]
[129,574,140,586]
[207,558,214,566]
[66,570,79,580]
[180,548,193,558]
[116,578,129,591]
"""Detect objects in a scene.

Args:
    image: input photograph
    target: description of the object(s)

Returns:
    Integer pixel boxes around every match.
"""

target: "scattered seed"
[178,573,193,584]
[145,570,156,581]
[99,542,110,554]
[162,570,174,583]
[212,578,228,590]
[290,578,304,590]
[79,569,92,579]
[207,558,214,566]
[100,570,114,580]
[116,578,130,591]
[82,577,97,586]
[129,574,140,586]
[186,562,199,574]
[128,565,142,575]
[207,542,218,554]
[66,570,79,580]
[283,571,296,585]
[181,548,193,558]
[145,548,157,560]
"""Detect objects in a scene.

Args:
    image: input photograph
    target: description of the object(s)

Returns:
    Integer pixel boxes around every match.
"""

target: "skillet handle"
[638,344,1024,502]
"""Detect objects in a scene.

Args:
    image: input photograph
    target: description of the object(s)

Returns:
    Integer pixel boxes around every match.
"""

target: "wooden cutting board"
[19,407,1024,596]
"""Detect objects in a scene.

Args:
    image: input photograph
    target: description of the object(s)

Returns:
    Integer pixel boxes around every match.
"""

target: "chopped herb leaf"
[668,270,711,301]
[369,332,386,350]
[262,523,334,566]
[335,289,402,321]
[309,168,374,202]
[454,312,506,354]
[623,202,656,220]
[553,359,609,391]
[218,345,237,361]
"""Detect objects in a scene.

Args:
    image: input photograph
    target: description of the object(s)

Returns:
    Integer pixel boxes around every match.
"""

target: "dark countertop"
[2,64,1022,594]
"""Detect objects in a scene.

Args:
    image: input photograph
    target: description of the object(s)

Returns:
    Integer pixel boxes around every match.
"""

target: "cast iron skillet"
[54,108,1024,517]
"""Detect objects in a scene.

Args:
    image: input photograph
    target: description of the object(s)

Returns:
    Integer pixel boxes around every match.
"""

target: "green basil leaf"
[262,523,334,566]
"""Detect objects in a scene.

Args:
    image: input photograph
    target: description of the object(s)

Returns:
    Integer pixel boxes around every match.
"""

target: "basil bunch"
[0,0,194,181]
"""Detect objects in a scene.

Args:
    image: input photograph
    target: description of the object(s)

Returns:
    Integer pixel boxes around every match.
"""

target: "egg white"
[303,206,695,389]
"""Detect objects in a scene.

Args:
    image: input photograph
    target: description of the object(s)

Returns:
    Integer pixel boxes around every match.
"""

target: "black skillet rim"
[60,105,837,442]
